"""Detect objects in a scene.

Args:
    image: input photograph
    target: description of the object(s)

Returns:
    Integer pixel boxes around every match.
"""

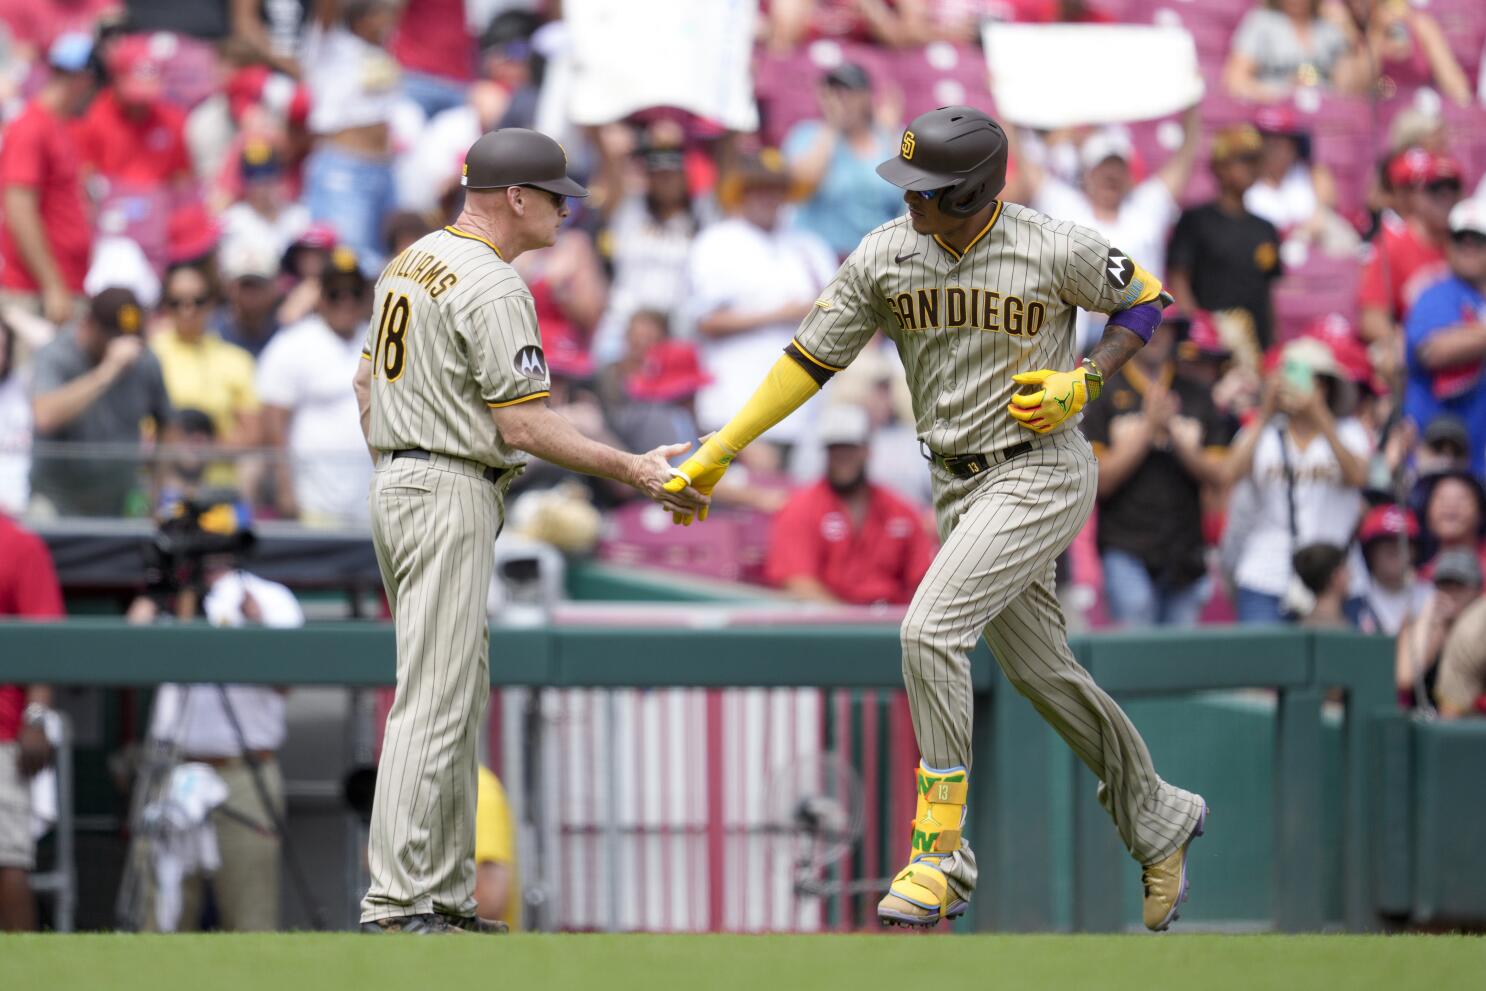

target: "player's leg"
[881,435,1097,925]
[424,478,500,922]
[984,563,1206,929]
[361,464,498,924]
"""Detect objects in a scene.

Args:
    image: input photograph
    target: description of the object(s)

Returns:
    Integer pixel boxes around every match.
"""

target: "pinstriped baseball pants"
[361,454,506,923]
[900,429,1203,899]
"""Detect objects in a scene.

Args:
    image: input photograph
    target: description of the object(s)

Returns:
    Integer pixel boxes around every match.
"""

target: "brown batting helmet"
[462,128,589,197]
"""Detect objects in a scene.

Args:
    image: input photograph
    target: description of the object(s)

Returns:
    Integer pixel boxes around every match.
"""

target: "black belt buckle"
[941,453,989,478]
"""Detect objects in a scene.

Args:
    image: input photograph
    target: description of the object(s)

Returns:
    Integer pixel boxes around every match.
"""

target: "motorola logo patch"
[1104,249,1135,290]
[512,345,549,382]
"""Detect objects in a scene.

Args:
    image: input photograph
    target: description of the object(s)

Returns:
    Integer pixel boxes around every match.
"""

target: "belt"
[186,750,276,768]
[391,448,509,484]
[923,441,1035,479]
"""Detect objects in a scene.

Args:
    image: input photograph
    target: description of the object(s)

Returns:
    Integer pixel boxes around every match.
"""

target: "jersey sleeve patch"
[511,345,550,383]
[1104,248,1135,291]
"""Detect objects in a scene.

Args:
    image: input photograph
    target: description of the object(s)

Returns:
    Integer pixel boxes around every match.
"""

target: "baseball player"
[665,108,1207,931]
[353,129,707,934]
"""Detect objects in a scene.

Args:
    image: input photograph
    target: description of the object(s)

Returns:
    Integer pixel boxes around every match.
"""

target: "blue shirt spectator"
[782,63,904,258]
[1404,198,1486,476]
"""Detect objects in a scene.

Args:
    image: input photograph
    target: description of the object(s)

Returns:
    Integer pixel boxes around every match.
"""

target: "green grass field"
[4,933,1484,991]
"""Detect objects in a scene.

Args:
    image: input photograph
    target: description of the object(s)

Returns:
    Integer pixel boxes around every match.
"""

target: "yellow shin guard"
[879,763,970,926]
[909,762,967,859]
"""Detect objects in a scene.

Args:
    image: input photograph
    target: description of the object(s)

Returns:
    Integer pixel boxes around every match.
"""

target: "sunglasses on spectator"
[165,295,211,310]
[1451,231,1486,249]
[1425,180,1462,197]
[325,288,365,303]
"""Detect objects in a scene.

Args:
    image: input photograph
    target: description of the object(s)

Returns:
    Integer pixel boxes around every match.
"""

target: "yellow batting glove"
[1007,366,1094,434]
[661,435,738,525]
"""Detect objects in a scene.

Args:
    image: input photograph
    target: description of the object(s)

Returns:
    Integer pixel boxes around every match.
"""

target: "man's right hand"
[662,434,737,525]
[635,441,711,522]
[100,335,145,377]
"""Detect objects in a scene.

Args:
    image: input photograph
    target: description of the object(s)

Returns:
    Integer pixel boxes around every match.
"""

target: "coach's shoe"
[440,914,510,934]
[1141,800,1208,932]
[878,762,971,928]
[359,913,452,934]
[878,854,970,927]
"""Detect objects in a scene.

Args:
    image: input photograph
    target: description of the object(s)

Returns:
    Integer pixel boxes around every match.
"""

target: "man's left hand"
[18,723,52,777]
[1007,367,1095,433]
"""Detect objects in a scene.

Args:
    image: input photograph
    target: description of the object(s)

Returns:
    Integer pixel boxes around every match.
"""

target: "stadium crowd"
[5,7,1486,911]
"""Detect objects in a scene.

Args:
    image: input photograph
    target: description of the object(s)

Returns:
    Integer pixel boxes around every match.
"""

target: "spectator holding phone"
[1405,549,1483,713]
[1221,338,1371,623]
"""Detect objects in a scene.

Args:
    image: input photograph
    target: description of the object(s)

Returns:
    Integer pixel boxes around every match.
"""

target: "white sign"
[982,24,1204,129]
[564,0,761,132]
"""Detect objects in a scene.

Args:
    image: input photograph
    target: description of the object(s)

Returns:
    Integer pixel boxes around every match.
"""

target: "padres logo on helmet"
[877,106,1008,219]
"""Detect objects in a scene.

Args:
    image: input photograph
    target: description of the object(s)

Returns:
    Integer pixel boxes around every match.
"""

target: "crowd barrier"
[3,622,1481,932]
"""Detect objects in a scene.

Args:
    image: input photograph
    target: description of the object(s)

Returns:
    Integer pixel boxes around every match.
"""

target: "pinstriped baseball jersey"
[793,201,1156,455]
[362,225,552,468]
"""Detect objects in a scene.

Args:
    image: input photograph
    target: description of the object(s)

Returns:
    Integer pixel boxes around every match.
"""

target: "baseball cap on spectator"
[322,246,368,294]
[1080,127,1134,172]
[294,223,338,251]
[167,202,222,265]
[1280,336,1343,378]
[1358,503,1420,545]
[283,223,337,276]
[1253,105,1312,159]
[241,140,283,183]
[1422,414,1470,457]
[719,147,794,210]
[1448,197,1486,239]
[90,287,144,336]
[220,238,279,283]
[225,64,303,124]
[823,62,871,91]
[626,341,712,403]
[1386,147,1462,190]
[1173,309,1230,362]
[1254,105,1302,136]
[819,404,871,448]
[1303,313,1376,390]
[1432,548,1482,588]
[47,32,94,74]
[1210,124,1262,164]
[108,35,166,106]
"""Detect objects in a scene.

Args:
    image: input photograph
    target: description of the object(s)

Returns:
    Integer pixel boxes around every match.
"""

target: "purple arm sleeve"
[1105,302,1164,344]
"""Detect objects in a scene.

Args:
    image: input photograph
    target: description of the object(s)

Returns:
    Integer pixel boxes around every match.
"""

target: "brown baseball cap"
[462,128,589,197]
[90,287,144,336]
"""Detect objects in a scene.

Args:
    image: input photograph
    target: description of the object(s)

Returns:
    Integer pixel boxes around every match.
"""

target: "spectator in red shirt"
[388,0,477,120]
[75,35,194,197]
[0,33,97,326]
[0,512,64,932]
[765,405,937,605]
[1358,148,1464,364]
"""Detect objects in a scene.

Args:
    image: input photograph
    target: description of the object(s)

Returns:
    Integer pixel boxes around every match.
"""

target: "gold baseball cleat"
[1142,801,1208,932]
[877,854,969,928]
